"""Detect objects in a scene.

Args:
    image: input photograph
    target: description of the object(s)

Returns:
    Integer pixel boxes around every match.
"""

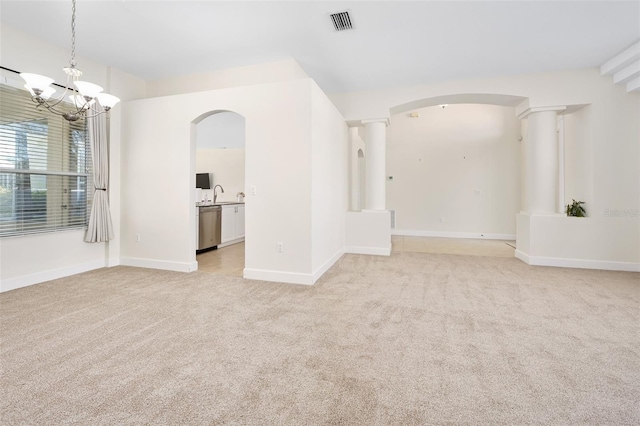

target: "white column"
[557,116,565,214]
[518,107,565,214]
[362,118,388,210]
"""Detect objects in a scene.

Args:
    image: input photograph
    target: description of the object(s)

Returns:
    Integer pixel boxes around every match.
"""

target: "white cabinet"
[221,205,235,243]
[220,204,245,246]
[195,207,200,249]
[234,205,245,238]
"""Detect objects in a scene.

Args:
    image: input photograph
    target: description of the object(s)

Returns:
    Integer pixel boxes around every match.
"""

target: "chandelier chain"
[70,0,77,67]
[20,0,119,121]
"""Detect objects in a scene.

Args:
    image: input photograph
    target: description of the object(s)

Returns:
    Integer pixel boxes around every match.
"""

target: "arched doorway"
[191,110,246,276]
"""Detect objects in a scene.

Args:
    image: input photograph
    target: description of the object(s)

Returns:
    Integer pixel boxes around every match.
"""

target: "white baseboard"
[0,259,106,293]
[515,250,640,272]
[345,245,391,256]
[243,268,314,285]
[312,248,345,283]
[218,237,244,249]
[393,230,516,240]
[120,257,198,273]
[106,258,121,267]
[243,248,345,286]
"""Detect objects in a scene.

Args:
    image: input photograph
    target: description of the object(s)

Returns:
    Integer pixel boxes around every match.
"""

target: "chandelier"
[20,0,120,122]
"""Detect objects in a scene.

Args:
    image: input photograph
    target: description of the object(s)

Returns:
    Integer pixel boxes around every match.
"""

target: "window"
[0,83,91,237]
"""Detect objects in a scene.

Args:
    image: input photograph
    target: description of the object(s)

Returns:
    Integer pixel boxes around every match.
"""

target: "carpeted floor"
[1,252,638,425]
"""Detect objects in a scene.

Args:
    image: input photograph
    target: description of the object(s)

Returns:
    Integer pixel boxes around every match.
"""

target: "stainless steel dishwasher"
[198,205,221,252]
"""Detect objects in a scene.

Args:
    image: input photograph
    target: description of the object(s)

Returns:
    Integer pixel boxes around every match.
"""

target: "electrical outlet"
[136,233,141,242]
[474,189,481,196]
[250,185,257,195]
[276,242,284,253]
[440,217,445,223]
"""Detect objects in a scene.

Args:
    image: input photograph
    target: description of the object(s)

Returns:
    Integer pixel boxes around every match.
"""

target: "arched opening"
[387,93,528,251]
[191,110,246,276]
[390,93,527,116]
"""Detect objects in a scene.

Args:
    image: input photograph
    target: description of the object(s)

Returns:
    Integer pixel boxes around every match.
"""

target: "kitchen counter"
[196,201,245,207]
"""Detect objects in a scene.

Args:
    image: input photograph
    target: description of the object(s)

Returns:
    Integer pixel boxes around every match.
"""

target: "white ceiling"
[1,1,639,94]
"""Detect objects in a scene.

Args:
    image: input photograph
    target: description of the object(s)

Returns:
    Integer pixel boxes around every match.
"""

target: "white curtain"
[84,104,114,243]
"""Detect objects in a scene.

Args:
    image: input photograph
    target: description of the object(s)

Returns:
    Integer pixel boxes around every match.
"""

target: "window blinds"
[0,83,91,237]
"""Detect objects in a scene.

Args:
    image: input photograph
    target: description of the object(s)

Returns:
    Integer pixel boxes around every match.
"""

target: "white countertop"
[196,201,245,207]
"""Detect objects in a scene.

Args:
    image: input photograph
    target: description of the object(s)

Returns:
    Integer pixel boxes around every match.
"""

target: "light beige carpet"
[1,253,638,425]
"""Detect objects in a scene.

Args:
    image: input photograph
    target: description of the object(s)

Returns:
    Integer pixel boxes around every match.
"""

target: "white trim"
[243,268,314,285]
[345,245,391,256]
[557,115,565,214]
[517,105,566,120]
[612,60,640,85]
[241,249,346,287]
[312,248,345,283]
[521,211,567,218]
[0,259,106,293]
[361,118,390,127]
[515,250,640,272]
[514,250,530,264]
[600,40,640,75]
[361,209,389,214]
[120,257,198,272]
[626,75,640,92]
[218,237,244,249]
[392,229,516,240]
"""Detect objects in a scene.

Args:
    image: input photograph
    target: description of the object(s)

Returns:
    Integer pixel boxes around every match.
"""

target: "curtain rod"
[1,65,67,89]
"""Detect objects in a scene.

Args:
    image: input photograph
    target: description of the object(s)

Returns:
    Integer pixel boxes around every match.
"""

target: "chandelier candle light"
[20,0,120,122]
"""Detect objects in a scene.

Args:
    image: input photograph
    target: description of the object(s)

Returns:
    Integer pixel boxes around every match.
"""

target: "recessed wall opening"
[387,102,521,240]
[386,92,592,258]
[378,94,528,256]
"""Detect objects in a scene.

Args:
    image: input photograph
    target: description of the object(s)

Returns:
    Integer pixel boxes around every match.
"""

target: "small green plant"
[566,199,586,217]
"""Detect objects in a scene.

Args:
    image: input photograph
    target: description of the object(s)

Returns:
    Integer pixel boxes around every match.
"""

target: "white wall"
[345,210,392,256]
[121,78,323,283]
[196,149,245,202]
[348,128,366,211]
[0,25,146,291]
[196,112,245,149]
[388,104,520,238]
[516,213,638,270]
[519,119,528,212]
[330,68,640,268]
[329,69,617,122]
[310,81,348,279]
[107,66,148,268]
[146,59,309,98]
[563,106,593,209]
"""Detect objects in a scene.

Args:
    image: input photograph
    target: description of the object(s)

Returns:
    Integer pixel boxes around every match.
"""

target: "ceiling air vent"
[330,11,353,31]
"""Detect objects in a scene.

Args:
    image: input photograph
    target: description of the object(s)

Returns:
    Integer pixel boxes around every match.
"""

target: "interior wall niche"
[195,111,246,202]
[349,127,366,211]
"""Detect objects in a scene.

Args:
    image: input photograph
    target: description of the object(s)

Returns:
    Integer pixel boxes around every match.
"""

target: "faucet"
[213,184,224,203]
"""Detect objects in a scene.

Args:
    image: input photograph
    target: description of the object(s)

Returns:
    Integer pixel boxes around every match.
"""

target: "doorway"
[193,111,246,276]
